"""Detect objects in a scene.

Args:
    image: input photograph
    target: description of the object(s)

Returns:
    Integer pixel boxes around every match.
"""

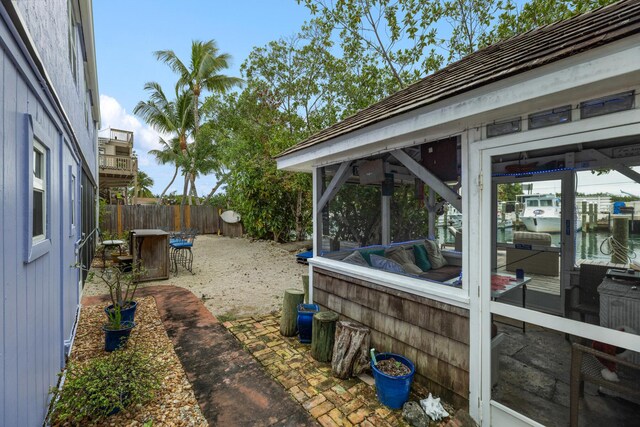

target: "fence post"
[117,204,123,235]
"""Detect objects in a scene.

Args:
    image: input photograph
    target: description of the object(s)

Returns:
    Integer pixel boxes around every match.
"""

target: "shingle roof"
[277,0,640,158]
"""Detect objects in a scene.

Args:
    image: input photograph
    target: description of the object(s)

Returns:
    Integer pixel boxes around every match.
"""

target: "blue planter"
[371,353,415,409]
[105,301,138,323]
[297,303,319,344]
[103,321,135,352]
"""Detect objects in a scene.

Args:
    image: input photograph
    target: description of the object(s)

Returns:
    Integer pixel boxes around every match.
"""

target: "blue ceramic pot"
[297,303,319,344]
[104,301,138,323]
[102,321,135,352]
[371,353,415,409]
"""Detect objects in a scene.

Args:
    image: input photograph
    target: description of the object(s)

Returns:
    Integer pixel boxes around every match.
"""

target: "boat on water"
[520,194,582,233]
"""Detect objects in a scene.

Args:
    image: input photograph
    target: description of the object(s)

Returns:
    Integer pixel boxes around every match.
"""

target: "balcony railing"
[99,154,137,174]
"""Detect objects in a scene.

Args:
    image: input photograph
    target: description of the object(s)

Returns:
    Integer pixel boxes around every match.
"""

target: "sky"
[93,0,313,196]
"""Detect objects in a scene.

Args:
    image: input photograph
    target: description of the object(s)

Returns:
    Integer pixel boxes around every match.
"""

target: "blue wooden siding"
[0,2,96,425]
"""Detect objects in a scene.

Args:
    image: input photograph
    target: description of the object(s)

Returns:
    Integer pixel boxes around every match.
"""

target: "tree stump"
[311,311,339,362]
[279,288,305,336]
[331,320,371,379]
[302,275,310,303]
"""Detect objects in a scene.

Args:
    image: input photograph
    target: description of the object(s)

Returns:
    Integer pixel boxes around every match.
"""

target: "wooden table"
[491,273,531,332]
[130,229,169,282]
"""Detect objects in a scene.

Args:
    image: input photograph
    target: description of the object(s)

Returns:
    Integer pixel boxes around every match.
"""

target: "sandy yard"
[83,235,310,319]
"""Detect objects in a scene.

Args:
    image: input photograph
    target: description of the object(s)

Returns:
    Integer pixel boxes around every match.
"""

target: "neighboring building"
[277,1,640,426]
[98,127,138,203]
[0,1,99,425]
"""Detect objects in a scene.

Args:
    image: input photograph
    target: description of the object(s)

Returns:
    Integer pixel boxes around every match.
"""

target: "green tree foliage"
[130,170,155,198]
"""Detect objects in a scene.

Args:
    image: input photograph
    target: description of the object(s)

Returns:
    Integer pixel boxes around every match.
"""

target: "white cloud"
[99,94,218,197]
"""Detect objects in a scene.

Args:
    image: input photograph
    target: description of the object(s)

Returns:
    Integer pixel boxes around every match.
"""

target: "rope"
[599,235,636,264]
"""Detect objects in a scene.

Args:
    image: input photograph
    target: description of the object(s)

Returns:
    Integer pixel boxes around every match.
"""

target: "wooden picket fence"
[100,205,230,235]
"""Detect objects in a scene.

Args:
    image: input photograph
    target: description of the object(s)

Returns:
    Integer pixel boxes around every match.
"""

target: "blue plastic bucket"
[297,303,319,344]
[371,353,415,409]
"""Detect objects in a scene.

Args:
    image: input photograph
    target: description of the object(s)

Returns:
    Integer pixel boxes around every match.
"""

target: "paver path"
[83,285,317,426]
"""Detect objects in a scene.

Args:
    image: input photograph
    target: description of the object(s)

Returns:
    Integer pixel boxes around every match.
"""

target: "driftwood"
[279,288,305,336]
[311,311,339,362]
[331,320,371,379]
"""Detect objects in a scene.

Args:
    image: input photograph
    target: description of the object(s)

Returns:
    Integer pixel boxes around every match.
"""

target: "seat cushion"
[419,265,461,282]
[413,244,432,272]
[424,239,448,269]
[357,248,385,266]
[171,242,193,249]
[343,250,369,267]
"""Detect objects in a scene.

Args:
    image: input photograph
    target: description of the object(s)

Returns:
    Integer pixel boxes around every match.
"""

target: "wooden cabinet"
[130,229,169,282]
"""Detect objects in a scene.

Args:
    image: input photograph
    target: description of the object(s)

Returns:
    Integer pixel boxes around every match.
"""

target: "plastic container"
[297,303,320,344]
[371,353,415,409]
[105,301,138,323]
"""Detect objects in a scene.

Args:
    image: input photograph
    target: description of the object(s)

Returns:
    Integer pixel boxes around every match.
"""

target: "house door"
[477,144,640,427]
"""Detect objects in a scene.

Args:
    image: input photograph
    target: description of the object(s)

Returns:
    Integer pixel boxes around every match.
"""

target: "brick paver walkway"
[224,314,412,427]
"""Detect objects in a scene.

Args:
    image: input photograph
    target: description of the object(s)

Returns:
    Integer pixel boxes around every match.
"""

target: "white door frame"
[468,116,640,426]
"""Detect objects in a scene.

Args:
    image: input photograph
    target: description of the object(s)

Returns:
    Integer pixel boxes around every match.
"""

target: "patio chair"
[170,229,196,274]
[569,342,640,427]
[98,228,125,268]
[565,263,609,324]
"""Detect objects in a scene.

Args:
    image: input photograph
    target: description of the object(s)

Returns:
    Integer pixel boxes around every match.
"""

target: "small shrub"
[48,347,163,425]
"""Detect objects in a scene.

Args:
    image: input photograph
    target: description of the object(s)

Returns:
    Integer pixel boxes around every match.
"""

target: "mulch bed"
[67,296,207,426]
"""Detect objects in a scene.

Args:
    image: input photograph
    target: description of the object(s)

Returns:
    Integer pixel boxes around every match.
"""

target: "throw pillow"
[413,244,432,272]
[424,239,448,269]
[370,254,406,274]
[385,246,411,264]
[358,248,386,266]
[402,262,423,275]
[342,250,369,267]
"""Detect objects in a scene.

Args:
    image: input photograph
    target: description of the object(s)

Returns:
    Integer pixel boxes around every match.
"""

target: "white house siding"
[0,1,98,426]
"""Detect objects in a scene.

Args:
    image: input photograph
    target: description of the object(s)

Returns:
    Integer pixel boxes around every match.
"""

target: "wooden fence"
[101,205,228,235]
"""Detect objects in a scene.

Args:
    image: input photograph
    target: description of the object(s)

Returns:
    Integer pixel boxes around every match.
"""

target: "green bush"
[48,347,163,424]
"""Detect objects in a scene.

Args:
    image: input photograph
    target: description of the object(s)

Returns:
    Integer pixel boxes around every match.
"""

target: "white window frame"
[25,114,51,262]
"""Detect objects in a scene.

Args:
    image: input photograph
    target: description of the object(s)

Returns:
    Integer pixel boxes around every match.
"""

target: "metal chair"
[169,229,196,274]
[98,228,125,268]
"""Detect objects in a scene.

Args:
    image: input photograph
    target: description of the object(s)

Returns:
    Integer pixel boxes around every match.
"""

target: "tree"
[133,83,193,203]
[155,40,242,205]
[128,170,154,199]
[299,0,444,89]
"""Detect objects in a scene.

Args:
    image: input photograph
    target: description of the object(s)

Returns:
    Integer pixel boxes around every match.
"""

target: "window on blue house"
[33,141,47,242]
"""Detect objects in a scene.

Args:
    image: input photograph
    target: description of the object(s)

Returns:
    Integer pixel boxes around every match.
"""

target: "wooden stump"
[302,275,309,303]
[311,311,339,362]
[331,320,371,379]
[279,288,305,336]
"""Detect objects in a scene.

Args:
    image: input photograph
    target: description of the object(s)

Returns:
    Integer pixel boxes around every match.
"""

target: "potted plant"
[370,349,415,409]
[102,304,136,352]
[98,262,143,323]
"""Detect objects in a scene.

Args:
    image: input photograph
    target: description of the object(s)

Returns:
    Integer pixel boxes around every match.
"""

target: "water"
[439,228,640,262]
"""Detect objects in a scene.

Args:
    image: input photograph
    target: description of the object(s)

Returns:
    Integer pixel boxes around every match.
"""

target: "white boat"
[497,219,513,229]
[520,194,582,233]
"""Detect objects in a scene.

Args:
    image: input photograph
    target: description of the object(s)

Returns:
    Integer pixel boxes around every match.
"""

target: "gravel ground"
[84,235,309,319]
[67,296,207,426]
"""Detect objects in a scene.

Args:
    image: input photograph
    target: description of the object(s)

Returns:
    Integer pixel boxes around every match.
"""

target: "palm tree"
[131,170,154,198]
[155,40,242,141]
[147,137,184,201]
[155,40,242,204]
[133,83,194,202]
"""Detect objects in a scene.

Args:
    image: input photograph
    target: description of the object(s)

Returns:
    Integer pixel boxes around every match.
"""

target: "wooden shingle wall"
[313,268,470,408]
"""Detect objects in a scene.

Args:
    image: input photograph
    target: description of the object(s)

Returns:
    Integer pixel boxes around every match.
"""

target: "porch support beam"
[391,149,462,212]
[586,149,640,184]
[316,161,352,215]
[382,195,391,245]
[428,188,436,239]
